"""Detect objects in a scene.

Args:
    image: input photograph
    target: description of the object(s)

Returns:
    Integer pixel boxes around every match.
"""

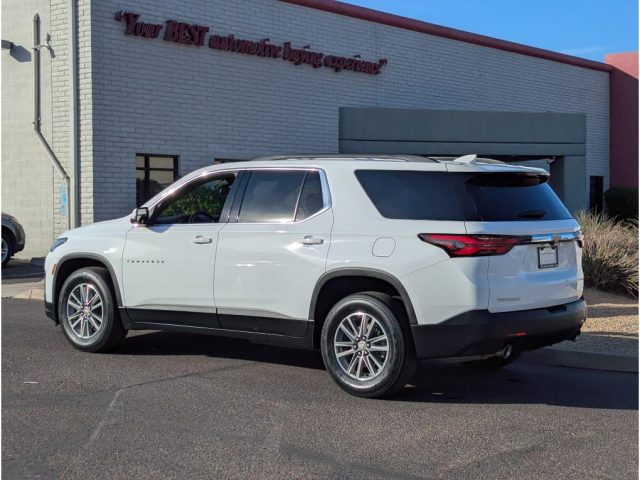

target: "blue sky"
[347,0,638,61]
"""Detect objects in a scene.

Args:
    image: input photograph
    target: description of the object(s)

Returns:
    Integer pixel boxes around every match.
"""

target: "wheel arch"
[1,220,18,242]
[310,268,417,349]
[2,226,16,248]
[52,253,123,324]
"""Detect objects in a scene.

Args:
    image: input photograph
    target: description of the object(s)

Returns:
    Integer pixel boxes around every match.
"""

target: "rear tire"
[321,293,417,398]
[58,267,126,352]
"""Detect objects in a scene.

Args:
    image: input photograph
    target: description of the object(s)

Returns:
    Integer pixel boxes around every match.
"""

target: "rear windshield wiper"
[518,209,548,219]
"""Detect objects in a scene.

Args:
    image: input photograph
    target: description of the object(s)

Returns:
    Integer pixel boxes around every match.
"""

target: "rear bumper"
[411,299,587,359]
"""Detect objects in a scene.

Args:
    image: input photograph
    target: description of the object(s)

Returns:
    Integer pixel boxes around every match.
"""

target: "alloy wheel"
[66,283,104,339]
[333,312,390,381]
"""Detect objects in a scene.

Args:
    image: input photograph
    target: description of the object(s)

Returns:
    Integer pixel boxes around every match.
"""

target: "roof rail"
[253,154,437,163]
[427,155,507,165]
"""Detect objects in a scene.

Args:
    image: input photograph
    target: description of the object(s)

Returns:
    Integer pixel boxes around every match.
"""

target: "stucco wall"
[606,52,638,189]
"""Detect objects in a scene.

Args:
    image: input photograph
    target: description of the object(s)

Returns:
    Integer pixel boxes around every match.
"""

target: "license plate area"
[537,246,559,269]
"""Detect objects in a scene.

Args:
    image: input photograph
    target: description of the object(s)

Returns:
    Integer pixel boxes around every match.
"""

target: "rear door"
[214,168,333,334]
[463,171,583,313]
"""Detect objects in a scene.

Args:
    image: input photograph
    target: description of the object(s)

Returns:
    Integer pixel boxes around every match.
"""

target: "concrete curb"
[10,288,45,301]
[522,348,638,373]
[1,281,45,301]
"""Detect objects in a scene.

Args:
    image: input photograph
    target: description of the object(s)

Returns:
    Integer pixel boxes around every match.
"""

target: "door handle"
[299,235,324,246]
[193,235,213,244]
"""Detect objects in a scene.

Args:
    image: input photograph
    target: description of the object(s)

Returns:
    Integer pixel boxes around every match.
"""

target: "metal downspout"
[33,13,74,231]
[68,0,79,228]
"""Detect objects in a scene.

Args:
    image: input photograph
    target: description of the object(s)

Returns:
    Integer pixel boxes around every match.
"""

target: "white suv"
[45,154,586,397]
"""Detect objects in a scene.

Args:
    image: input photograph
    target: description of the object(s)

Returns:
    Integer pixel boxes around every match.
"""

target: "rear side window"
[295,171,325,221]
[467,174,572,221]
[355,170,472,220]
[238,170,306,223]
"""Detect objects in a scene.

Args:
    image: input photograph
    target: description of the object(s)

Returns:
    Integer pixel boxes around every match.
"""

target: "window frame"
[150,170,241,225]
[229,167,331,224]
[136,154,179,206]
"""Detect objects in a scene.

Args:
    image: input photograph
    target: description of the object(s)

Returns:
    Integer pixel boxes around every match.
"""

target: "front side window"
[136,155,179,206]
[237,170,325,223]
[155,173,236,224]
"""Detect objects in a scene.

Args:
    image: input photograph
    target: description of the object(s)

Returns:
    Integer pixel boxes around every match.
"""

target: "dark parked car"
[2,213,25,266]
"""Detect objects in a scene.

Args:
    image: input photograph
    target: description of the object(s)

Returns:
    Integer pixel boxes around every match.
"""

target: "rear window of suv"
[355,170,572,221]
[466,173,572,221]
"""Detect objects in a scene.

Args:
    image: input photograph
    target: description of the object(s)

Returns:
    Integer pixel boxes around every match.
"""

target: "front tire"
[321,293,416,398]
[58,267,126,352]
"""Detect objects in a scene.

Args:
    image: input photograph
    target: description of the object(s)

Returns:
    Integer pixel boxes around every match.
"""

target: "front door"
[214,168,333,335]
[122,170,239,317]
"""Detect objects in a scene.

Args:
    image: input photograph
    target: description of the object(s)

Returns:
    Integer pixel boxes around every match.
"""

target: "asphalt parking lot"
[2,298,638,479]
[1,259,44,284]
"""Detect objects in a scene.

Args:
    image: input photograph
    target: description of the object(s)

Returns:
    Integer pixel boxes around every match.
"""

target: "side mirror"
[131,207,150,225]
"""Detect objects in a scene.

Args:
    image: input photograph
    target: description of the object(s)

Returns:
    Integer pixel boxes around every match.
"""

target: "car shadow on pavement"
[394,360,638,410]
[117,330,638,410]
[119,330,326,370]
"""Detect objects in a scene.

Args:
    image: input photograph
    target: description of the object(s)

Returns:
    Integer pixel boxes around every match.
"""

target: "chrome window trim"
[149,169,241,226]
[144,166,332,226]
[145,167,243,213]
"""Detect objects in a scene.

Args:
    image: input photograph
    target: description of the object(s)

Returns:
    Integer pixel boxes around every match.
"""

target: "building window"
[136,155,179,206]
[589,176,604,213]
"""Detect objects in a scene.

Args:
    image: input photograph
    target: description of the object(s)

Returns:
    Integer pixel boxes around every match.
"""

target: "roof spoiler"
[453,154,478,164]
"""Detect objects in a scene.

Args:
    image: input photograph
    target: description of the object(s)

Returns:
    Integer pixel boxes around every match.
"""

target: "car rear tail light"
[418,234,527,257]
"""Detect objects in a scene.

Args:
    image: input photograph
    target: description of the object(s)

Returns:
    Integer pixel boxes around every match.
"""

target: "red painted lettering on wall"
[115,11,163,39]
[164,20,209,46]
[115,11,388,76]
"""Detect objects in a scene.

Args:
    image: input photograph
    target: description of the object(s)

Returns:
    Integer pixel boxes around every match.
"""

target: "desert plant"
[604,187,638,221]
[576,211,638,297]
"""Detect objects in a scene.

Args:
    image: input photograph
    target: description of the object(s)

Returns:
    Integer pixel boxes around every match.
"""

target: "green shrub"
[576,211,638,298]
[604,187,638,221]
